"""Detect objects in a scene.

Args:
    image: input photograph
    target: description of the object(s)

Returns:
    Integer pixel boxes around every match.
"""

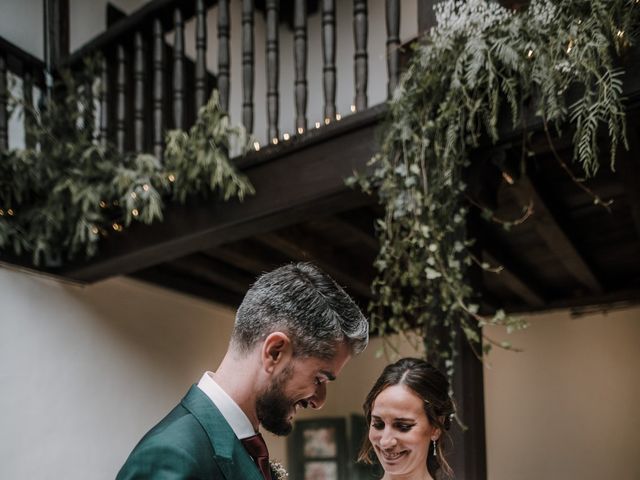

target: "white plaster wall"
[0,266,236,479]
[484,306,640,480]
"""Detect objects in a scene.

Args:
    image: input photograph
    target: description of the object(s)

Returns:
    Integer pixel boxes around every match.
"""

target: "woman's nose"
[379,428,397,448]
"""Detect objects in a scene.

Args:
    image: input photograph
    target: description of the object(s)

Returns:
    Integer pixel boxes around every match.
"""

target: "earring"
[432,439,437,457]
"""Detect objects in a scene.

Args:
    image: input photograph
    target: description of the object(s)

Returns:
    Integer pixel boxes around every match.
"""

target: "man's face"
[256,341,351,436]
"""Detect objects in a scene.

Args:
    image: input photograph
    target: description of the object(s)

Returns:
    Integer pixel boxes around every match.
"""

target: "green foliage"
[352,0,639,374]
[0,59,253,266]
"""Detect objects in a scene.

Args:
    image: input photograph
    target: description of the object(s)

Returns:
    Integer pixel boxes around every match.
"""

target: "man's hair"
[231,263,369,358]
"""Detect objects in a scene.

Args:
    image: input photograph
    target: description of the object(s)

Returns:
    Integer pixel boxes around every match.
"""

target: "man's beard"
[256,365,296,436]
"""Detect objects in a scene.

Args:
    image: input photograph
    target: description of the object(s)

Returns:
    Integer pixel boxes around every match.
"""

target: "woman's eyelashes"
[371,419,415,432]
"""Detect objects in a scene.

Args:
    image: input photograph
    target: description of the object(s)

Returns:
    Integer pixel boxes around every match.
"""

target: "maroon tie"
[241,433,272,480]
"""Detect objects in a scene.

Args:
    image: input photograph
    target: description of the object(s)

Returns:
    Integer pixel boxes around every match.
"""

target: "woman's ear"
[431,427,442,442]
[261,332,293,373]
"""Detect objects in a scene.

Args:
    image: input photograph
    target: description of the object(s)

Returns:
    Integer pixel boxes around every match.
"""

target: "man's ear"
[261,332,293,374]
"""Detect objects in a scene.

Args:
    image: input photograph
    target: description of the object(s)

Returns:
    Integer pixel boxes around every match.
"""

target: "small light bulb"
[272,137,279,145]
[132,209,139,217]
[91,226,99,235]
[0,209,4,216]
[99,200,107,208]
[7,209,14,216]
[130,192,137,199]
[142,184,150,192]
[527,49,534,59]
[168,174,176,182]
[336,113,342,121]
[502,172,514,185]
[283,132,290,141]
[350,104,356,112]
[253,141,261,151]
[315,121,321,129]
[297,127,304,134]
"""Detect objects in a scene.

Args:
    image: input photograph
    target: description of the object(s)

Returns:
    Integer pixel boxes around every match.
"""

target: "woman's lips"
[378,448,407,462]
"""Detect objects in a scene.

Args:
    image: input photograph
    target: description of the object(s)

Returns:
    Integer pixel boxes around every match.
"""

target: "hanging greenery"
[0,59,253,267]
[351,0,639,373]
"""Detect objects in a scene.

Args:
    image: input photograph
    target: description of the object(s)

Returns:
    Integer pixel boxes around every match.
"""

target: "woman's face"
[368,384,440,478]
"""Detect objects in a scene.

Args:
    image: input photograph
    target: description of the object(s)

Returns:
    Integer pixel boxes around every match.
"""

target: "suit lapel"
[181,385,264,480]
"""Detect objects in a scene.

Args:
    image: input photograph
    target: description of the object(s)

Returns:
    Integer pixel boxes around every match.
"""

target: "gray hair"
[232,263,369,358]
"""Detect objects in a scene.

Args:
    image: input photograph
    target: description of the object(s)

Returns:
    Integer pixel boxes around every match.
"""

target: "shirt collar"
[197,371,256,440]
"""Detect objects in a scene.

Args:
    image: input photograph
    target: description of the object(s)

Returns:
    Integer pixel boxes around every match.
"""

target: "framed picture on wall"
[288,418,347,480]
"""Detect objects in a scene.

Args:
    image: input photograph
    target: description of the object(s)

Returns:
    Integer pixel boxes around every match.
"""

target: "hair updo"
[358,357,456,478]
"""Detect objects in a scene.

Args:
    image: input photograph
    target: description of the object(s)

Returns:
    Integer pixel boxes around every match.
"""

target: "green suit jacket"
[116,385,265,480]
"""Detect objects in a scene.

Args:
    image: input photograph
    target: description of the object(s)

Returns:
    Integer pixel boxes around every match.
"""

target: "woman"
[359,358,455,479]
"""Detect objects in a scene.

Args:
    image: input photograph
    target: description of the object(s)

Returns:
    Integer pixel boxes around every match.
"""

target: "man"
[117,262,369,479]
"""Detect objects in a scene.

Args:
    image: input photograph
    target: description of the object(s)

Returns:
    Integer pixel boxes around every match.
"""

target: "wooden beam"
[482,249,546,307]
[204,239,289,276]
[60,106,384,283]
[507,176,603,294]
[256,228,374,299]
[323,216,379,253]
[169,254,254,295]
[130,265,243,307]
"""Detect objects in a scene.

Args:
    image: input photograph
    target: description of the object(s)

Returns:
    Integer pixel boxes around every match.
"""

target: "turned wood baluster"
[195,0,207,110]
[294,0,307,132]
[0,54,7,152]
[99,55,109,146]
[217,0,230,112]
[152,18,164,160]
[386,0,400,98]
[353,0,368,110]
[266,0,279,141]
[322,0,336,120]
[173,7,185,129]
[241,0,254,133]
[134,31,145,152]
[116,44,126,153]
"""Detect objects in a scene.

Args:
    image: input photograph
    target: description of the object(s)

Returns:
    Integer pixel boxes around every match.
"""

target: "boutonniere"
[270,460,289,480]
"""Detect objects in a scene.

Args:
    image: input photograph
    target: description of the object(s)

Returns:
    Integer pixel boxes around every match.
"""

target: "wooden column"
[266,0,279,141]
[43,0,69,98]
[152,19,164,160]
[173,7,185,130]
[242,0,254,133]
[385,0,400,98]
[294,0,307,133]
[217,0,230,111]
[353,0,368,111]
[116,44,126,153]
[100,56,109,146]
[322,0,336,120]
[133,32,145,153]
[195,0,208,110]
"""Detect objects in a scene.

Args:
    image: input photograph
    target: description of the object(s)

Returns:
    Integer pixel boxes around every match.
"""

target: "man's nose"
[308,382,327,409]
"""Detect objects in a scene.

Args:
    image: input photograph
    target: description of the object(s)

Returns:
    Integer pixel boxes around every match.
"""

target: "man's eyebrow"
[320,370,336,381]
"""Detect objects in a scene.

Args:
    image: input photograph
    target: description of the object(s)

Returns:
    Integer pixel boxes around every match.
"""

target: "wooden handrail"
[62,0,217,68]
[0,35,45,86]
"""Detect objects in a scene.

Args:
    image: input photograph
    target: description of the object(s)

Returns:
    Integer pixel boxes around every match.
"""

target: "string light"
[297,127,304,134]
[272,137,279,145]
[315,121,321,129]
[168,174,176,182]
[566,39,574,54]
[112,222,123,232]
[130,192,137,199]
[0,209,4,216]
[616,30,625,39]
[113,200,120,206]
[527,49,534,59]
[91,226,99,235]
[253,141,261,151]
[502,171,514,185]
[132,208,139,217]
[142,184,150,192]
[7,209,14,216]
[350,104,356,112]
[336,113,342,121]
[283,132,290,141]
[99,200,108,208]
[324,117,331,125]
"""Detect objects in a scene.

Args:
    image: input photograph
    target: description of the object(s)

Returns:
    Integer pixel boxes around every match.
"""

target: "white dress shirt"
[197,371,256,440]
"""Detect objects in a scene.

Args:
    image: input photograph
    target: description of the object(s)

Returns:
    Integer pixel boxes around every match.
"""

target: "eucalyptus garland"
[0,60,253,267]
[352,0,639,373]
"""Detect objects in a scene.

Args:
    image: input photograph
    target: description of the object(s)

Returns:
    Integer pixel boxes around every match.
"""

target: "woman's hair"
[358,357,455,478]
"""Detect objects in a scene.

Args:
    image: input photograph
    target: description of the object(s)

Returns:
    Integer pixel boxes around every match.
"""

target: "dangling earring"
[432,439,437,457]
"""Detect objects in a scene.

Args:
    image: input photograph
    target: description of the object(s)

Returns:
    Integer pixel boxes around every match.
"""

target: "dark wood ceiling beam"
[130,265,244,307]
[482,249,546,307]
[507,176,603,294]
[60,106,384,283]
[204,239,289,275]
[169,254,253,295]
[256,230,373,299]
[325,216,379,253]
